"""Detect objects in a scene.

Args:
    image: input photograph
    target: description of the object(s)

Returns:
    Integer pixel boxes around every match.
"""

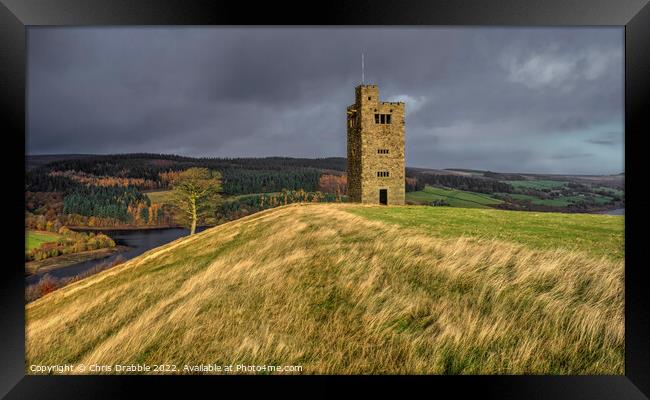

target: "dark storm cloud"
[586,139,616,146]
[584,132,622,146]
[549,153,593,160]
[27,27,624,174]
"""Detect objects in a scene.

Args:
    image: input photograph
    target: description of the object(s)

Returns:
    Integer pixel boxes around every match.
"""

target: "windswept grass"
[26,204,623,374]
[347,206,624,260]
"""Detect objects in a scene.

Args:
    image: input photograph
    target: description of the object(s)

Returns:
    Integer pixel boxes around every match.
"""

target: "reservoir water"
[597,208,624,215]
[26,226,208,285]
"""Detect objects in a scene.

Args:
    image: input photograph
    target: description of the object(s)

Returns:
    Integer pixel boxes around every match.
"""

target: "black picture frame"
[1,0,648,398]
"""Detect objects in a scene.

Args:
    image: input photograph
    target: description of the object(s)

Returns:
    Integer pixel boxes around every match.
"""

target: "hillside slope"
[26,204,624,374]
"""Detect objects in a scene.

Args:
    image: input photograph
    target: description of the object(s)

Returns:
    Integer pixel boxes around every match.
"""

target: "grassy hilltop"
[26,204,624,374]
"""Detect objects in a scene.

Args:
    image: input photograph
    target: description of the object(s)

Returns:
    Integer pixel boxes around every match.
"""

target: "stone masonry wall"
[347,85,405,205]
[347,103,362,202]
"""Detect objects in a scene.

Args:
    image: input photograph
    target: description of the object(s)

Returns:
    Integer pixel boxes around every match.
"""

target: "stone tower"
[347,84,405,205]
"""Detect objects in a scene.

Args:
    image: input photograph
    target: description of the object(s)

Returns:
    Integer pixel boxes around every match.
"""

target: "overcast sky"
[27,27,624,174]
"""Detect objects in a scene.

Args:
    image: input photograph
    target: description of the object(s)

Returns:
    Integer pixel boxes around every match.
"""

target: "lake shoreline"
[25,226,210,287]
[68,225,182,231]
[25,245,131,276]
[68,224,214,232]
[592,208,625,215]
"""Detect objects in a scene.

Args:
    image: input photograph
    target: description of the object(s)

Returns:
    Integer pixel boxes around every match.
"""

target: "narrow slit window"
[386,114,391,124]
[374,114,380,124]
[380,114,386,124]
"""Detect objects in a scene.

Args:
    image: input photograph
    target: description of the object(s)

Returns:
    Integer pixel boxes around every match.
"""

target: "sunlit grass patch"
[346,205,624,260]
[26,230,61,252]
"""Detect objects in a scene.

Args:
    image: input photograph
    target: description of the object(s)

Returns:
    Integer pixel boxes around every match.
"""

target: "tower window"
[374,114,392,125]
[368,96,372,100]
[377,149,389,154]
[377,171,390,177]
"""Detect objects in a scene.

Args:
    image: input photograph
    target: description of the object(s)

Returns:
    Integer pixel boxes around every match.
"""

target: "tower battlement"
[347,84,405,205]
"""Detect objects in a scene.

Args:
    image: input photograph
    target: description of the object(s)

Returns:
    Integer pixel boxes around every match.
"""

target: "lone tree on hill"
[171,167,222,235]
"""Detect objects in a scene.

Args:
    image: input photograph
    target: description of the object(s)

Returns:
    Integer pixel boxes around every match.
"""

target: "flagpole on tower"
[361,53,365,84]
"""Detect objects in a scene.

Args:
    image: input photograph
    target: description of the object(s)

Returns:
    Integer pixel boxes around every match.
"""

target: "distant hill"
[26,153,348,171]
[26,203,623,374]
[27,153,622,181]
[26,154,96,169]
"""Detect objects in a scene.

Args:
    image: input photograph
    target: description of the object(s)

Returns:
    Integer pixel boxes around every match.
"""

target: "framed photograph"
[2,0,648,397]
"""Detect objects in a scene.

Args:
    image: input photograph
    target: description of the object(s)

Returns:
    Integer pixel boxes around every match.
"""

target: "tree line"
[221,169,321,195]
[63,185,151,222]
[26,226,115,262]
[26,154,333,196]
[26,168,81,193]
[38,154,345,178]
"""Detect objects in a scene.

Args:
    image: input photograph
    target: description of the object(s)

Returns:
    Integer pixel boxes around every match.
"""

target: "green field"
[593,194,615,205]
[597,187,624,197]
[406,186,504,208]
[26,230,61,252]
[499,193,614,207]
[145,189,175,205]
[501,193,582,207]
[347,205,623,259]
[505,180,568,190]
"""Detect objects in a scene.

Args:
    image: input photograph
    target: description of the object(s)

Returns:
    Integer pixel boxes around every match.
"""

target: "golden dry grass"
[26,203,624,374]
